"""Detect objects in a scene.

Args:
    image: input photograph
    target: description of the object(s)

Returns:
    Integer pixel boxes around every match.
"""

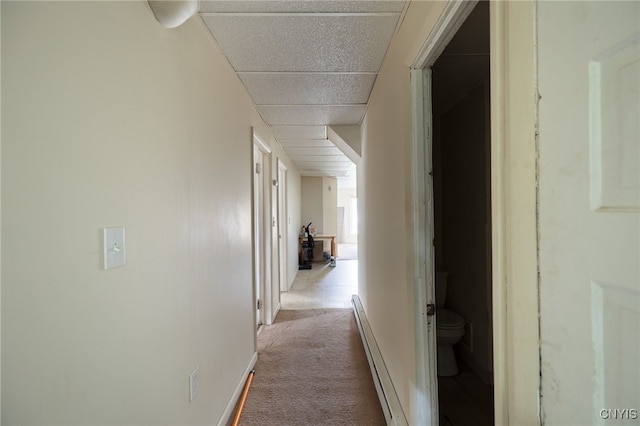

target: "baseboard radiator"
[217,352,258,426]
[351,295,408,426]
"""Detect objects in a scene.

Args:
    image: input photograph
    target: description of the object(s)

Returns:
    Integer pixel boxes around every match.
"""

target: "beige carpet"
[236,309,386,426]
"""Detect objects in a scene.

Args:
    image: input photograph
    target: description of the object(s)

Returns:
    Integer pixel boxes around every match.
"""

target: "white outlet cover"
[103,227,126,270]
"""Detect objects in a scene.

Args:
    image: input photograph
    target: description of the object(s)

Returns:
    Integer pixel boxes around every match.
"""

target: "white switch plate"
[189,366,199,402]
[103,227,126,270]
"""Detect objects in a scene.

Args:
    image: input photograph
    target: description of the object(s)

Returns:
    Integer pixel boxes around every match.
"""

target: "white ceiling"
[199,0,407,179]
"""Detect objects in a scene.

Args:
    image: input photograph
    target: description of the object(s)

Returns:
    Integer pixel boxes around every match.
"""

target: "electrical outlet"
[189,367,199,402]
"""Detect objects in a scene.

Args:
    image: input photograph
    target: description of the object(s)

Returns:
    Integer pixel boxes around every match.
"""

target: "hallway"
[281,244,358,309]
[236,308,384,426]
[236,242,383,425]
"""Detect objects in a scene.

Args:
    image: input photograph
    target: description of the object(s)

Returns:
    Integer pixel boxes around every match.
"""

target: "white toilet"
[435,272,466,376]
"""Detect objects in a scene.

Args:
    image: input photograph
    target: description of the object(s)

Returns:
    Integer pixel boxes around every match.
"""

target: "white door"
[253,147,264,327]
[277,162,288,293]
[537,2,639,423]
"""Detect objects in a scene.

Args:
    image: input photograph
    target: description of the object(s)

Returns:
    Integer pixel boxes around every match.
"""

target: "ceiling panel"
[298,165,352,172]
[239,73,376,105]
[258,105,366,125]
[296,164,352,171]
[198,1,408,178]
[284,146,344,156]
[278,139,334,147]
[299,169,351,177]
[290,155,352,162]
[272,126,327,140]
[200,1,406,13]
[296,160,350,166]
[201,14,399,72]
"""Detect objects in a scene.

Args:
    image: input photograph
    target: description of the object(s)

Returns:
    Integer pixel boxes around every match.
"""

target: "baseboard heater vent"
[351,295,408,426]
[218,352,258,425]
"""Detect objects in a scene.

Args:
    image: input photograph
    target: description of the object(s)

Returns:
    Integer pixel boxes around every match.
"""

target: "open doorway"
[280,169,358,309]
[431,2,493,424]
[409,1,494,424]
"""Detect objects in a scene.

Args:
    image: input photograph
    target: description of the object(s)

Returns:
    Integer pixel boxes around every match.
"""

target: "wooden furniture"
[299,234,337,259]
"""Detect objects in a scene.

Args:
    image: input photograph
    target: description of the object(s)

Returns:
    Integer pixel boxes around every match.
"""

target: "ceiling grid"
[200,0,407,178]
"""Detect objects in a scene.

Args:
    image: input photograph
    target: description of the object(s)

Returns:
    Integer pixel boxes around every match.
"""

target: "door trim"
[253,128,273,328]
[409,67,438,425]
[410,0,477,69]
[411,2,543,424]
[409,2,478,424]
[277,160,288,292]
[489,2,540,424]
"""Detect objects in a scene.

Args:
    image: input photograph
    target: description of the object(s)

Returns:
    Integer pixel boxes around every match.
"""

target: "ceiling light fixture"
[147,0,199,29]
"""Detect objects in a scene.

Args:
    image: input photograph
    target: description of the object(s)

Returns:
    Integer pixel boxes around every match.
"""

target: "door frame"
[277,160,288,293]
[409,1,540,424]
[253,130,273,328]
[409,65,438,425]
[409,3,478,423]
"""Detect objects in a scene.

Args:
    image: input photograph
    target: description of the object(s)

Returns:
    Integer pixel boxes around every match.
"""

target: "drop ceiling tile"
[298,165,351,172]
[239,73,376,105]
[290,157,352,163]
[259,105,366,125]
[298,171,350,177]
[200,1,406,13]
[293,160,354,167]
[279,139,334,147]
[201,14,399,72]
[294,161,351,170]
[293,160,351,168]
[272,126,326,140]
[284,147,343,156]
[301,170,350,177]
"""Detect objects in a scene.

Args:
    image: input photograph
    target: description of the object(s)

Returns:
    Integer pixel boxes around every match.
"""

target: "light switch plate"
[189,366,199,402]
[103,227,126,270]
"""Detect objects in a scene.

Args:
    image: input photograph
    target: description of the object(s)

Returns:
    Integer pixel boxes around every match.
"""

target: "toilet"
[435,272,465,376]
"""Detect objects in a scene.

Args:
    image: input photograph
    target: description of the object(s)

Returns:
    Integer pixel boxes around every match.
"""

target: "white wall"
[359,2,446,423]
[301,177,324,234]
[2,2,258,424]
[300,176,337,258]
[337,187,357,244]
[322,177,338,238]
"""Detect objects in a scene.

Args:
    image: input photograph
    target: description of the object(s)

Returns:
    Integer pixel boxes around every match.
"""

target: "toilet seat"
[436,309,464,329]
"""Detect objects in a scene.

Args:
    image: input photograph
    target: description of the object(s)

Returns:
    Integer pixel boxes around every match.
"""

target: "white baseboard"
[351,295,408,426]
[217,351,258,426]
[273,302,281,322]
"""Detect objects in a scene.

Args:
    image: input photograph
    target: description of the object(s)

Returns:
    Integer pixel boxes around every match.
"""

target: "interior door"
[277,162,287,293]
[253,147,264,327]
[537,2,639,423]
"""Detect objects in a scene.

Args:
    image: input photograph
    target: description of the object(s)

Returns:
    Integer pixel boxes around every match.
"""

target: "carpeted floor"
[235,309,386,426]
